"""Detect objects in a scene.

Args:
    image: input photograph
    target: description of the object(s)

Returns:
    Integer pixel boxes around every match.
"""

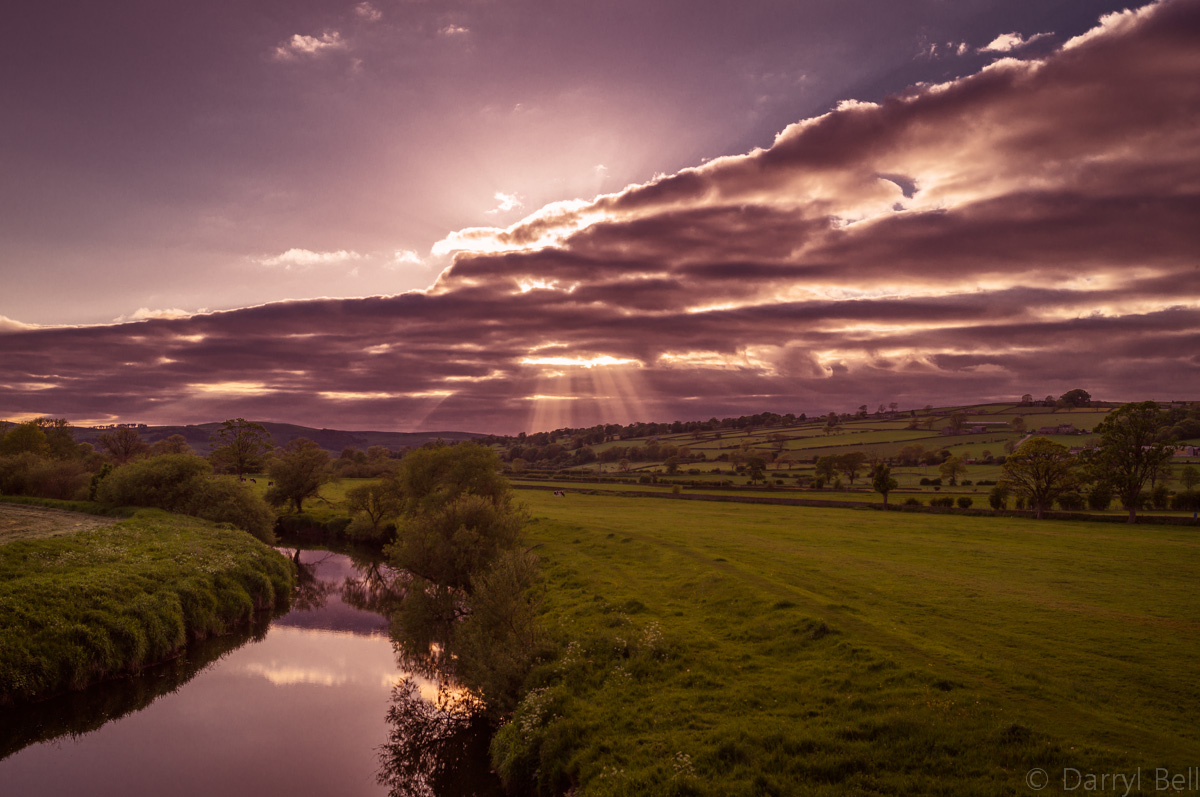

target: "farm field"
[512,491,1200,795]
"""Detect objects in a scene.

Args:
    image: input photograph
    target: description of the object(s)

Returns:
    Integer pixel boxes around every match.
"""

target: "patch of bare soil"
[0,503,120,545]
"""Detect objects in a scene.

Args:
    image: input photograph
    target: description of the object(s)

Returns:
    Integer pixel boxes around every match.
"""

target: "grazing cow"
[250,478,257,483]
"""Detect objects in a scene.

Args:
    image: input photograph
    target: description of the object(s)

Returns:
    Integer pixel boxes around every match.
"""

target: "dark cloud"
[3,0,1198,434]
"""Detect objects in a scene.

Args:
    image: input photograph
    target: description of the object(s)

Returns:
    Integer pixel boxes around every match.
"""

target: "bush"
[988,484,1009,510]
[95,455,210,511]
[1057,492,1086,511]
[189,477,277,544]
[0,453,92,500]
[1087,483,1114,511]
[903,497,922,506]
[918,478,931,486]
[1170,491,1200,511]
[1150,484,1170,511]
[956,497,973,509]
[95,454,273,541]
[930,497,954,508]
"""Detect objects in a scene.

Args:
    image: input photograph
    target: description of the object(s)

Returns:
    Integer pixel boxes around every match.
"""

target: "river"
[0,546,502,796]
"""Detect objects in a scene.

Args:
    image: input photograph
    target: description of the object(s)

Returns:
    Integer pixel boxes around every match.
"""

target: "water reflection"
[0,546,504,797]
[0,549,396,796]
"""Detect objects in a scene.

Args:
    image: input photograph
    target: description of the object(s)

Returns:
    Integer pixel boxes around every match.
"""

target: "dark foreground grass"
[500,492,1200,796]
[0,508,294,706]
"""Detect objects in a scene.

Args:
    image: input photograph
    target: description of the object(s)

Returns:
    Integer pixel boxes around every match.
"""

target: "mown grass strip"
[0,508,294,706]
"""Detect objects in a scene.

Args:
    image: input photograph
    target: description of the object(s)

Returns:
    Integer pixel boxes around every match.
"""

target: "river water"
[0,546,499,796]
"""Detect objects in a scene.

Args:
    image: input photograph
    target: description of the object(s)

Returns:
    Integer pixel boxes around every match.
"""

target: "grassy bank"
[0,505,294,706]
[501,492,1200,795]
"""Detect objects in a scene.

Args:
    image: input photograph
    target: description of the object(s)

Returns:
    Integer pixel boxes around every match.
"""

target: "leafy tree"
[0,421,49,456]
[836,451,868,485]
[1010,416,1026,434]
[36,418,79,459]
[896,444,925,466]
[392,442,510,516]
[1059,388,1092,408]
[872,465,898,507]
[938,456,967,486]
[1087,483,1114,511]
[210,418,272,478]
[384,442,538,719]
[1087,401,1174,523]
[988,483,1010,510]
[1181,465,1200,492]
[664,456,680,475]
[346,480,403,541]
[746,458,765,485]
[814,455,837,483]
[266,438,331,512]
[1002,438,1079,519]
[97,427,149,464]
[150,434,193,456]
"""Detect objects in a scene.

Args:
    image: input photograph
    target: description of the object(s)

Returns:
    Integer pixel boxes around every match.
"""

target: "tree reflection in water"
[340,562,505,796]
[289,548,339,613]
[376,678,502,797]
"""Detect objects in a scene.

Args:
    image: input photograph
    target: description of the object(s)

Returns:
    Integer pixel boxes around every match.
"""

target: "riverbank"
[0,502,295,706]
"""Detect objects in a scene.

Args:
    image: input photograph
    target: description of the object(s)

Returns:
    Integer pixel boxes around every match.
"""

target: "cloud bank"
[4,0,1198,433]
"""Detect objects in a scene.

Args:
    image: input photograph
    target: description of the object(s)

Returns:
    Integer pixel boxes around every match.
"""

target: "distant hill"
[71,421,482,455]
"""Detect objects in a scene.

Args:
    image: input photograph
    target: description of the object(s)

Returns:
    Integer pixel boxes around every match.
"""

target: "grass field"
[501,491,1200,795]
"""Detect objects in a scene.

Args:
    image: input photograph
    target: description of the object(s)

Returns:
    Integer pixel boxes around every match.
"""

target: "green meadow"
[503,490,1200,795]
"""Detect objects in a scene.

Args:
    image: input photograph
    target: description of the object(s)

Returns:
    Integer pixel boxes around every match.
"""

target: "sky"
[2,0,1198,434]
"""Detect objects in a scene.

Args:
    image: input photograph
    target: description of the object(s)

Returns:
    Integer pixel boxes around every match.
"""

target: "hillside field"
[510,490,1200,795]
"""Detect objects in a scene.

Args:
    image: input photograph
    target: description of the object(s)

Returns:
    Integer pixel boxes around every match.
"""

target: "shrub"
[956,497,973,509]
[988,484,1009,510]
[189,477,277,544]
[0,453,92,500]
[96,454,211,512]
[1057,492,1086,511]
[918,478,931,486]
[1170,491,1200,511]
[903,497,922,506]
[930,497,954,508]
[1087,483,1114,511]
[1150,484,1170,511]
[96,454,273,541]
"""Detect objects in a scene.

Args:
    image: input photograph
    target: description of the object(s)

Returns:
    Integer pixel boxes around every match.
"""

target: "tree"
[1181,465,1200,492]
[872,465,898,507]
[346,479,404,541]
[1020,394,1034,405]
[150,434,193,456]
[1059,388,1092,408]
[1010,416,1026,434]
[664,456,680,475]
[746,457,765,485]
[0,421,49,456]
[988,483,1010,510]
[1002,438,1078,519]
[266,438,331,512]
[938,456,967,486]
[836,451,868,485]
[210,418,272,478]
[97,427,148,464]
[1087,401,1174,523]
[814,456,836,485]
